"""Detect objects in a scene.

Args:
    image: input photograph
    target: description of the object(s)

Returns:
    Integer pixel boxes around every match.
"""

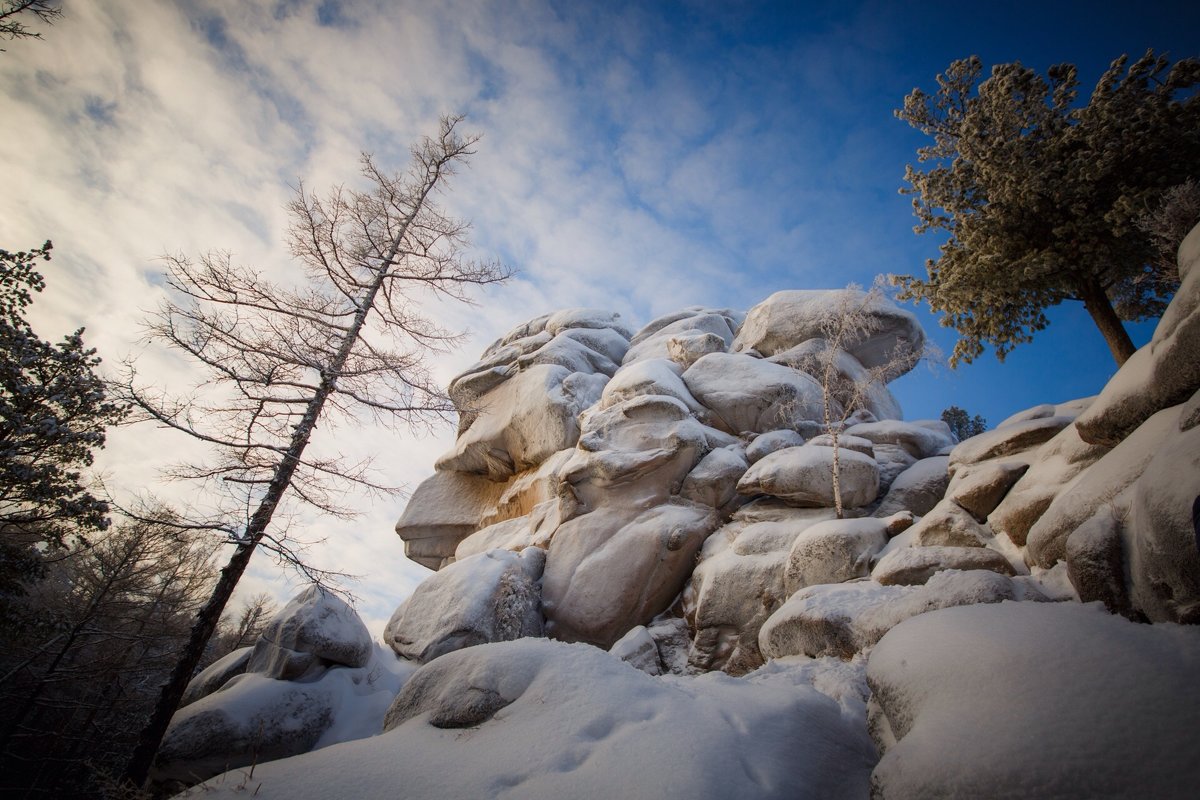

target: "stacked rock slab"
[394,292,928,653]
[167,227,1200,797]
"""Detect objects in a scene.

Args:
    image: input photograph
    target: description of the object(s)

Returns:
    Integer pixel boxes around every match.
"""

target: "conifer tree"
[895,51,1200,366]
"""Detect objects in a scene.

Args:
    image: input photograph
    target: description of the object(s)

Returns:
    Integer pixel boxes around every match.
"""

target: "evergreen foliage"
[0,242,124,580]
[941,405,987,441]
[895,50,1200,366]
[114,116,510,787]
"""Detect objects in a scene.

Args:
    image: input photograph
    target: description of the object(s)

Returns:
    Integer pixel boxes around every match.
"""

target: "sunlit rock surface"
[172,231,1200,800]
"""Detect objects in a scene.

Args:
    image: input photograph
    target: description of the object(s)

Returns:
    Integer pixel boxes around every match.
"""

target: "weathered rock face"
[1075,222,1200,447]
[393,289,936,655]
[172,231,1200,798]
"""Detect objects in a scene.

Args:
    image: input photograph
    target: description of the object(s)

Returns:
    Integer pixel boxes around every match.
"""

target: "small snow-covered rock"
[180,647,252,708]
[746,429,806,463]
[871,545,1015,585]
[867,602,1200,799]
[682,352,826,435]
[906,498,993,548]
[1065,511,1130,616]
[873,456,950,518]
[385,548,545,663]
[608,626,663,675]
[623,310,738,365]
[737,444,880,509]
[845,420,954,460]
[804,432,876,457]
[679,444,749,512]
[871,443,918,495]
[248,587,372,680]
[667,331,727,369]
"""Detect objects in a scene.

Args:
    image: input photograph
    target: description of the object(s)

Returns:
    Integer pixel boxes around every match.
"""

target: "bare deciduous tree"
[114,115,510,787]
[795,281,929,518]
[0,1,61,49]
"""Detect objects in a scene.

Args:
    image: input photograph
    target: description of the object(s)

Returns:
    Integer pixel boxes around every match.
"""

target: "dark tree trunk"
[1079,279,1137,367]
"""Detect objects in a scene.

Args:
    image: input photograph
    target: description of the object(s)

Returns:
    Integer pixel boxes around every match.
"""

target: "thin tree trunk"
[1080,279,1137,366]
[120,167,443,790]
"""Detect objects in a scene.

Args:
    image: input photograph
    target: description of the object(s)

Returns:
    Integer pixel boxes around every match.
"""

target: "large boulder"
[944,460,1029,522]
[384,548,546,663]
[542,500,720,647]
[436,364,608,479]
[679,443,750,514]
[1075,221,1200,446]
[871,545,1016,585]
[845,420,954,461]
[394,470,510,569]
[449,309,630,410]
[180,647,253,708]
[1065,511,1131,617]
[683,502,838,674]
[768,339,903,421]
[745,429,806,464]
[947,414,1076,475]
[867,602,1200,798]
[247,587,372,681]
[873,456,950,518]
[597,357,706,416]
[783,516,905,596]
[737,444,880,509]
[681,352,826,435]
[155,675,337,785]
[732,289,925,374]
[905,498,994,548]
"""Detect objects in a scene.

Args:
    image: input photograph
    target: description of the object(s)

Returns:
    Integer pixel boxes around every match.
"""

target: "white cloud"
[5,0,1153,633]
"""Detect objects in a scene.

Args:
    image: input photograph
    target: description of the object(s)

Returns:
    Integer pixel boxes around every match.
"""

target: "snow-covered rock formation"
[168,227,1200,799]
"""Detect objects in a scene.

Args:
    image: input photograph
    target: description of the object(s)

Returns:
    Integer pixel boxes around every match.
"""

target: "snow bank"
[181,638,877,800]
[868,602,1200,798]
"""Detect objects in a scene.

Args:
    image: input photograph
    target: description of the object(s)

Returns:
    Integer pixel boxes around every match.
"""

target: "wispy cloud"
[2,0,1194,630]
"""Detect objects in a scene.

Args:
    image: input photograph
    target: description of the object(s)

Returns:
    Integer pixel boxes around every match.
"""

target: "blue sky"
[1,0,1197,627]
